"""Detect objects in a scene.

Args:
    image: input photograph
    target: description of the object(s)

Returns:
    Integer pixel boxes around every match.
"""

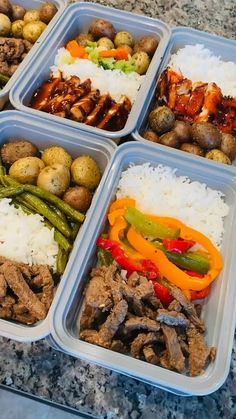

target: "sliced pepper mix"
[96,198,223,305]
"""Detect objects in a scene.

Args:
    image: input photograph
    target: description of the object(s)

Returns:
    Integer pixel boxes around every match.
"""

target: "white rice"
[51,48,145,104]
[0,199,58,269]
[169,44,236,97]
[116,163,229,248]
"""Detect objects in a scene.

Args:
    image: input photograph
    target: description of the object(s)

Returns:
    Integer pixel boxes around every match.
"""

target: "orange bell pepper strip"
[108,198,135,214]
[108,209,125,226]
[108,216,143,261]
[66,40,88,58]
[127,226,223,291]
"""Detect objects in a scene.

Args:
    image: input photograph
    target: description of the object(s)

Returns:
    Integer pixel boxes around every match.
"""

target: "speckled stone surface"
[1,1,236,418]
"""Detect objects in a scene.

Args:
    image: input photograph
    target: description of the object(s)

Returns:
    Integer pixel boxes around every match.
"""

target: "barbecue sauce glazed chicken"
[30,73,132,131]
[157,68,236,136]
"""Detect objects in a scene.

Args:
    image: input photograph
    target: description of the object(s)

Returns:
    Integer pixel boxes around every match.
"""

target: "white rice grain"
[0,199,58,269]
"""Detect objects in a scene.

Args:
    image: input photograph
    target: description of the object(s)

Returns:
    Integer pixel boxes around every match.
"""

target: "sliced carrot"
[66,40,87,58]
[99,47,129,60]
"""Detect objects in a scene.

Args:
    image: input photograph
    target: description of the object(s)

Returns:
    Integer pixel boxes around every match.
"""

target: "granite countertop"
[1,1,236,418]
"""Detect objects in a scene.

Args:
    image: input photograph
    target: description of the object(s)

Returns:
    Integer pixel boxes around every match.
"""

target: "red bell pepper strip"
[153,282,173,306]
[162,238,195,254]
[184,270,204,278]
[190,285,211,300]
[96,236,159,279]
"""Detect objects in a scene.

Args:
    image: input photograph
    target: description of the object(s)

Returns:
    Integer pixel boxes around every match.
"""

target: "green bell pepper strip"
[124,206,180,240]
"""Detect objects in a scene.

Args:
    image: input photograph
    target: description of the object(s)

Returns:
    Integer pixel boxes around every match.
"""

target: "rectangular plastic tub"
[0,110,116,342]
[10,1,170,140]
[132,27,236,165]
[0,0,67,110]
[50,141,236,396]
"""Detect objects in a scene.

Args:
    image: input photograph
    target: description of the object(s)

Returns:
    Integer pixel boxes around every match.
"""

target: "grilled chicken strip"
[70,89,100,122]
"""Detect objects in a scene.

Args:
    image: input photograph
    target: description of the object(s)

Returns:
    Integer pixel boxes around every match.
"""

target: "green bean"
[0,186,25,198]
[97,248,113,267]
[23,184,85,223]
[14,195,36,212]
[48,202,67,222]
[56,246,69,275]
[44,220,72,252]
[0,73,10,86]
[0,176,72,237]
[0,156,5,176]
[71,222,81,241]
[12,198,34,215]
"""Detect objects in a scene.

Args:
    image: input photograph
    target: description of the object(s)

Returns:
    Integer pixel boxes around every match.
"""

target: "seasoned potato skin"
[114,31,133,47]
[159,131,180,148]
[205,149,231,165]
[149,106,175,135]
[63,186,92,212]
[173,120,192,143]
[1,140,39,165]
[76,32,94,47]
[191,122,222,150]
[0,0,12,17]
[39,2,57,24]
[180,143,205,156]
[12,4,26,20]
[143,129,160,143]
[23,21,47,43]
[97,37,114,50]
[220,133,236,161]
[41,146,72,169]
[89,19,116,41]
[71,155,101,190]
[11,20,25,38]
[133,35,158,57]
[9,157,45,184]
[23,10,40,23]
[130,51,150,75]
[37,163,70,196]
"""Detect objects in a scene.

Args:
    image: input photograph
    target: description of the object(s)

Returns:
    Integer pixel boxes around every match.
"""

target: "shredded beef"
[157,309,190,327]
[161,324,185,373]
[187,326,215,376]
[131,332,161,358]
[124,316,160,333]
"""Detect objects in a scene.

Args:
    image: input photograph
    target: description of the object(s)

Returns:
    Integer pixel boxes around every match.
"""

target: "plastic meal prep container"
[0,110,116,342]
[50,142,236,396]
[132,27,236,166]
[0,0,67,110]
[9,1,170,140]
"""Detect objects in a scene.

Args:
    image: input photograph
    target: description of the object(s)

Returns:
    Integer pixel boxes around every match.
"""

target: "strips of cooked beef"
[187,326,216,376]
[131,332,161,358]
[161,324,185,373]
[0,273,7,298]
[80,263,215,376]
[168,283,205,332]
[157,309,189,327]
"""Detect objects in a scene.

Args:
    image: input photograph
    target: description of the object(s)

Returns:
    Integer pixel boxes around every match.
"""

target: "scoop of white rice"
[0,199,58,269]
[169,44,236,97]
[116,163,229,248]
[51,48,145,104]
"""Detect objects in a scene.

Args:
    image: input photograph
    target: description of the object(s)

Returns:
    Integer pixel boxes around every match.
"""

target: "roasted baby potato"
[37,163,70,196]
[39,2,57,24]
[130,51,150,75]
[159,131,180,148]
[23,21,46,43]
[41,146,72,169]
[173,120,192,143]
[76,32,94,47]
[149,106,175,135]
[97,36,114,50]
[9,157,45,184]
[89,19,116,41]
[180,143,205,157]
[143,129,160,143]
[71,155,101,190]
[0,0,12,17]
[63,186,92,212]
[1,140,39,165]
[205,149,231,165]
[23,9,40,23]
[0,13,11,36]
[12,4,26,20]
[11,20,25,38]
[220,133,236,161]
[133,35,158,57]
[114,31,133,47]
[191,122,222,150]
